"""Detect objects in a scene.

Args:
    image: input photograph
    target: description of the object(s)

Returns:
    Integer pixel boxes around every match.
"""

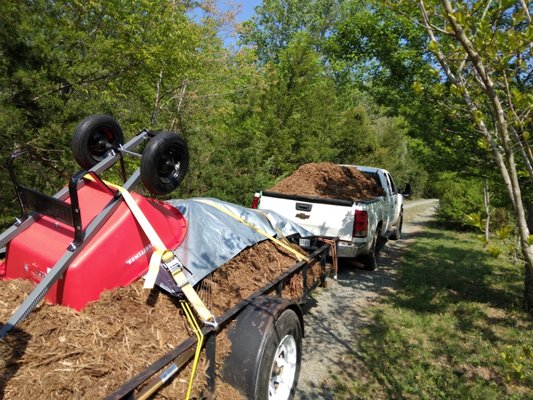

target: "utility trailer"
[0,115,337,399]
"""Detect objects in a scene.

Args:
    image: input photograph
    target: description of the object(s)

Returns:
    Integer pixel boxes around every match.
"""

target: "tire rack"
[104,240,335,400]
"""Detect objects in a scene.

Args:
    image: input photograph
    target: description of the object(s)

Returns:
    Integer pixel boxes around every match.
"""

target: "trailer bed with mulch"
[0,115,337,399]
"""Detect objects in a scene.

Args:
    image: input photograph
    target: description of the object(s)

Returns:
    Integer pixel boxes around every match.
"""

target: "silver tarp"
[155,198,312,294]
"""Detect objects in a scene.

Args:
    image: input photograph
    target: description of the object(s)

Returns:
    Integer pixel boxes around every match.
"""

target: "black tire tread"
[362,227,381,271]
[140,131,189,195]
[72,114,123,169]
[255,309,302,400]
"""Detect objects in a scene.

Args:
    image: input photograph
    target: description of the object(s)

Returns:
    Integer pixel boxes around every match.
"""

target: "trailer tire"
[256,309,302,400]
[390,210,403,240]
[222,297,303,400]
[72,114,124,169]
[140,132,189,195]
[362,227,381,271]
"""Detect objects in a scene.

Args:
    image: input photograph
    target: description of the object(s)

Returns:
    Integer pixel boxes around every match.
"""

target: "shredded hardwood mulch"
[270,162,385,201]
[0,239,326,399]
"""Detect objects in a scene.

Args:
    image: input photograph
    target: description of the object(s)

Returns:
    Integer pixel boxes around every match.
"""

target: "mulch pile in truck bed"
[0,239,327,399]
[269,162,385,201]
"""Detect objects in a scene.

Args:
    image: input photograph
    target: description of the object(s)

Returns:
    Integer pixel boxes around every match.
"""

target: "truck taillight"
[251,193,260,209]
[353,210,368,237]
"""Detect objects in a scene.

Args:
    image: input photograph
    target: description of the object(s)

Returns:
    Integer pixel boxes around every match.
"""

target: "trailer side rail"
[105,241,334,399]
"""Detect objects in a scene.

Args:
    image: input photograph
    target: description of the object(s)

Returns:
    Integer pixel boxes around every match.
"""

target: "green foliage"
[0,0,425,228]
[256,32,340,176]
[500,345,533,383]
[486,244,502,258]
[239,1,425,190]
[332,225,533,398]
[240,0,341,63]
[383,0,533,312]
[324,0,524,209]
[430,173,485,228]
[465,212,486,233]
[0,0,204,224]
[497,225,516,241]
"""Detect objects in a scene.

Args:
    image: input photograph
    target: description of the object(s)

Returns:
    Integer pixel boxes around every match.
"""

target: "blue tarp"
[155,198,312,294]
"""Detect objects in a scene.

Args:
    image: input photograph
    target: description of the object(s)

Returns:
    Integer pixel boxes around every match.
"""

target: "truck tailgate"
[258,192,355,241]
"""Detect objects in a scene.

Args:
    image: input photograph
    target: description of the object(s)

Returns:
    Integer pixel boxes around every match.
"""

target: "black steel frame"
[105,242,334,400]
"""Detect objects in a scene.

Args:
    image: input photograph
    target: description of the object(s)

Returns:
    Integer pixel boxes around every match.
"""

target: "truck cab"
[356,166,404,239]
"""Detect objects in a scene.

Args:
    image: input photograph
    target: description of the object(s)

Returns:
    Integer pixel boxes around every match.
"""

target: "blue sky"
[188,1,263,47]
[215,0,263,47]
[233,0,262,22]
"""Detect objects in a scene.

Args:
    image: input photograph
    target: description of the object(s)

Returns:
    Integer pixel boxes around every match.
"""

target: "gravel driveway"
[295,199,439,399]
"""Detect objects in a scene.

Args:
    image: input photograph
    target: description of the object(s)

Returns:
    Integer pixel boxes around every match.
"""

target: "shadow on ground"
[295,224,430,399]
[296,205,529,399]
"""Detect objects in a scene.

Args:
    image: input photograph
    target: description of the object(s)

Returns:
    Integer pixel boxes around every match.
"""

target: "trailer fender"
[221,296,304,400]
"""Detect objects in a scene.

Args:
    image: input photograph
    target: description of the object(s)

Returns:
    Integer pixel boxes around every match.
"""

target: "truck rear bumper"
[337,240,364,258]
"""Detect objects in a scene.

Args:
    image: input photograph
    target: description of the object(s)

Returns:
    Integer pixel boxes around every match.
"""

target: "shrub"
[430,173,484,229]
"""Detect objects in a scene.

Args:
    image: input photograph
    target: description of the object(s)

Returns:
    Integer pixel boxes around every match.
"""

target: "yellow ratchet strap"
[83,175,215,325]
[195,199,310,262]
[181,301,204,400]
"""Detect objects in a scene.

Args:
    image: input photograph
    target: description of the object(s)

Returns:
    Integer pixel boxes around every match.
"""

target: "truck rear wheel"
[390,210,403,240]
[362,227,381,271]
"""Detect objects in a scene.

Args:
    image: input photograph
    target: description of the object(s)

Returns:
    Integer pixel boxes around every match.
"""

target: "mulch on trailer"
[270,162,385,201]
[0,239,325,399]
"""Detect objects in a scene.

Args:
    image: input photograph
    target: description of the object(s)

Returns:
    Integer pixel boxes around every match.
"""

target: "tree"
[256,32,341,175]
[0,0,203,224]
[326,1,487,177]
[240,0,342,63]
[384,0,533,314]
[239,0,423,188]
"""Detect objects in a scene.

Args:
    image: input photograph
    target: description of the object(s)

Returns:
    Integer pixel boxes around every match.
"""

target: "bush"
[430,173,484,229]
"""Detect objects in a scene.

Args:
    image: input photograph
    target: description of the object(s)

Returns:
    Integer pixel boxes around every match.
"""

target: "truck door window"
[384,173,392,195]
[387,174,398,194]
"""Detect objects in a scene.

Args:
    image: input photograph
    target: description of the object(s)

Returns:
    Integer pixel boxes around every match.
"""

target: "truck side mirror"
[402,182,412,197]
[403,183,412,198]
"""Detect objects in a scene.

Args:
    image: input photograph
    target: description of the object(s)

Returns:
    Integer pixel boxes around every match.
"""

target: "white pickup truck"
[252,165,411,270]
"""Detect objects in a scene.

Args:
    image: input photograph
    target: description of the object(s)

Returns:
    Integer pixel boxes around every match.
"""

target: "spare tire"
[140,131,189,195]
[72,114,124,169]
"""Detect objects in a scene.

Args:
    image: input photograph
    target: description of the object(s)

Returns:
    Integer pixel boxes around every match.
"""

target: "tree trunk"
[523,246,533,317]
[151,70,163,125]
[419,0,533,314]
[484,182,490,241]
[526,202,533,233]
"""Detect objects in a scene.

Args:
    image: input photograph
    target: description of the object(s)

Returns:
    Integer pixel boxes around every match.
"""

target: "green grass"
[332,225,533,399]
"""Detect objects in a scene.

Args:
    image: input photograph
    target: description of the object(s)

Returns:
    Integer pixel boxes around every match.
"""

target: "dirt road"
[295,199,438,399]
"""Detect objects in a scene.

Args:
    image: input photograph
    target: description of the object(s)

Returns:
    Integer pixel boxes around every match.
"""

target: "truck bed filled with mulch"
[0,239,327,399]
[269,162,385,201]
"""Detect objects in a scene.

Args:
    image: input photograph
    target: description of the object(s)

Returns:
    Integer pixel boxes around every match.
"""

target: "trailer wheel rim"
[268,334,298,400]
[87,128,115,161]
[156,147,183,185]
